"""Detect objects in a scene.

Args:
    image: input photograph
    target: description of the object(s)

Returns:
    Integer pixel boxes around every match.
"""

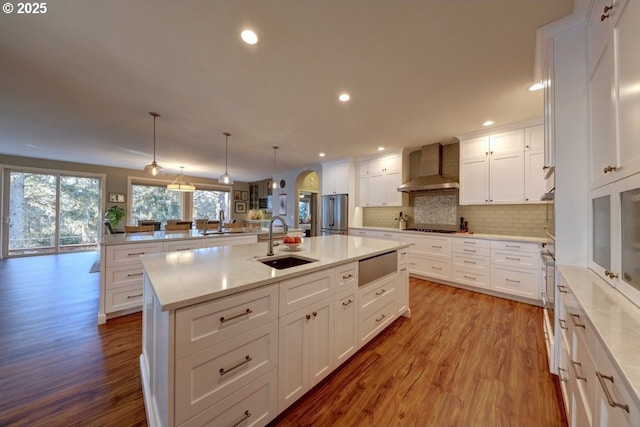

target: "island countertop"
[140,234,410,312]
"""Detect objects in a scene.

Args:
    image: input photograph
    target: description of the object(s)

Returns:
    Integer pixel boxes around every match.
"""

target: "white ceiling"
[0,0,573,182]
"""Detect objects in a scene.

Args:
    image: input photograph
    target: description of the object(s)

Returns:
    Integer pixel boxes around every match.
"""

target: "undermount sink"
[258,255,318,270]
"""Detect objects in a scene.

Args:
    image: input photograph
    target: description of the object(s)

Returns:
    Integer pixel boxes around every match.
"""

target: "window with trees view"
[7,171,100,257]
[193,189,229,221]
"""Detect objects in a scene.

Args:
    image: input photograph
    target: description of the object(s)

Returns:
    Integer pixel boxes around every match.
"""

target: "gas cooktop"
[406,228,458,234]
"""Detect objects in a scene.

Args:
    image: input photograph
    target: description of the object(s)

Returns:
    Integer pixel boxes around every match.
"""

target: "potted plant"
[105,205,126,227]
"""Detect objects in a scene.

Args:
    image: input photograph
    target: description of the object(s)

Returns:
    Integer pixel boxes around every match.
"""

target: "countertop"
[101,227,301,246]
[349,226,549,244]
[558,265,640,409]
[141,234,411,312]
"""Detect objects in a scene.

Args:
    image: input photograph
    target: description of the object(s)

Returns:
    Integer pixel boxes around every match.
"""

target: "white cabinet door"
[322,161,350,195]
[489,150,524,204]
[334,289,357,366]
[526,124,545,151]
[368,172,385,205]
[525,148,549,203]
[308,298,334,388]
[460,156,489,205]
[383,170,402,206]
[357,175,370,207]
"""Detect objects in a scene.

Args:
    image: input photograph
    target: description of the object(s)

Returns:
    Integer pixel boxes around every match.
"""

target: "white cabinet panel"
[334,289,358,366]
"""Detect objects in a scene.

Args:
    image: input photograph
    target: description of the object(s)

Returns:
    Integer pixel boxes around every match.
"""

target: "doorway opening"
[294,171,320,237]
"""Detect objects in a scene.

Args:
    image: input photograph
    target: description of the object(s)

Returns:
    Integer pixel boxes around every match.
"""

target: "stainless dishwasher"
[358,250,397,287]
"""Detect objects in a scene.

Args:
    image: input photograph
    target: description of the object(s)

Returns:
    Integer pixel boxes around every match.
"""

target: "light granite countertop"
[349,226,549,244]
[141,234,410,312]
[100,227,300,246]
[558,265,640,409]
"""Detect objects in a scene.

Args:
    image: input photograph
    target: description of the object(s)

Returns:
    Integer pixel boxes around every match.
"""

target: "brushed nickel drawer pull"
[342,299,353,306]
[596,371,630,413]
[559,319,568,330]
[569,313,586,329]
[220,308,253,324]
[463,275,477,280]
[558,367,568,383]
[505,278,521,283]
[603,165,617,173]
[463,260,476,264]
[463,241,476,244]
[557,285,569,294]
[219,355,252,376]
[230,410,252,427]
[506,244,520,248]
[127,252,146,256]
[464,249,476,253]
[176,247,193,251]
[127,294,143,299]
[506,256,521,261]
[400,251,408,255]
[375,289,387,296]
[431,245,442,249]
[409,262,416,266]
[400,267,407,272]
[127,272,143,277]
[342,273,353,280]
[570,360,586,382]
[375,314,386,322]
[432,266,442,270]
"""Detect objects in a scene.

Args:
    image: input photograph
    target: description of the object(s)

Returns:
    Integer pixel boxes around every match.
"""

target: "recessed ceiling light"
[319,152,326,157]
[482,120,495,127]
[528,82,544,91]
[241,29,259,45]
[377,147,385,151]
[338,93,350,102]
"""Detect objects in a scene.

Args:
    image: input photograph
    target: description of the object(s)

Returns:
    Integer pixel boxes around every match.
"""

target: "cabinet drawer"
[104,266,144,289]
[279,269,334,316]
[408,254,451,281]
[359,298,395,346]
[490,240,539,253]
[164,239,202,252]
[452,268,490,290]
[334,262,358,291]
[453,245,491,257]
[490,265,539,299]
[452,238,491,250]
[359,274,395,319]
[452,253,490,272]
[572,330,597,417]
[175,321,278,425]
[421,236,451,258]
[491,249,539,269]
[105,242,164,267]
[179,368,278,427]
[176,284,278,359]
[105,283,143,313]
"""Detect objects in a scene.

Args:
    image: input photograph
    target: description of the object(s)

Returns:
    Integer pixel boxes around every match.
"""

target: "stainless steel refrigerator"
[321,194,348,235]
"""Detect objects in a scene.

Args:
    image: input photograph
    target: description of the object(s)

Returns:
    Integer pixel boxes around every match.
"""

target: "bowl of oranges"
[282,234,303,251]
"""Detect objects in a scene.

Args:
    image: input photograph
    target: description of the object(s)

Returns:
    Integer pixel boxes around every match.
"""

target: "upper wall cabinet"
[588,0,640,189]
[322,159,353,196]
[460,124,547,205]
[356,153,403,207]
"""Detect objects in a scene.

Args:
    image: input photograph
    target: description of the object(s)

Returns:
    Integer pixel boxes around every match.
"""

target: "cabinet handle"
[375,314,386,322]
[431,245,442,249]
[383,233,392,237]
[603,165,617,173]
[506,244,520,248]
[312,311,318,317]
[127,252,146,256]
[375,289,387,296]
[463,248,476,253]
[559,319,568,330]
[219,355,252,376]
[605,270,619,279]
[220,308,253,323]
[505,278,520,284]
[409,262,416,266]
[400,267,407,272]
[570,360,587,382]
[569,313,586,329]
[432,266,442,270]
[558,367,568,383]
[463,260,476,264]
[463,275,477,280]
[342,273,353,280]
[596,371,630,413]
[230,410,252,427]
[557,285,569,294]
[601,4,613,21]
[127,293,143,299]
[342,299,353,306]
[127,272,143,277]
[463,241,476,244]
[506,256,521,261]
[401,251,408,255]
[306,314,311,320]
[176,247,193,251]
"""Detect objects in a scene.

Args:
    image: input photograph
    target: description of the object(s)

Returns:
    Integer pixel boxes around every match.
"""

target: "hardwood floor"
[0,253,566,427]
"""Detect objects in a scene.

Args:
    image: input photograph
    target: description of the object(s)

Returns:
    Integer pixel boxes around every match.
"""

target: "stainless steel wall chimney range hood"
[397,143,459,192]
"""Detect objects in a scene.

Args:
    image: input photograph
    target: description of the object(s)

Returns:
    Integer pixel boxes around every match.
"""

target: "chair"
[124,225,155,233]
[164,223,191,231]
[104,221,114,235]
[138,220,161,231]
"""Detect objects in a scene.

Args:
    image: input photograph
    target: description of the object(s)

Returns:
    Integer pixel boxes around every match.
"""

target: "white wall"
[271,163,323,228]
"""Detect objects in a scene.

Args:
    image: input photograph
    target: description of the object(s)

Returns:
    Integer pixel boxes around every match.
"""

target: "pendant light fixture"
[143,112,164,176]
[270,146,279,189]
[167,166,196,192]
[219,132,233,185]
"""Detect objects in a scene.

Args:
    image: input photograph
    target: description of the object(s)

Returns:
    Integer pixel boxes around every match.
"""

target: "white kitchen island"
[139,234,411,427]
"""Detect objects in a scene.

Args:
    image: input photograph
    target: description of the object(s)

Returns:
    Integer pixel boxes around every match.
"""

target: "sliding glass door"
[6,170,100,257]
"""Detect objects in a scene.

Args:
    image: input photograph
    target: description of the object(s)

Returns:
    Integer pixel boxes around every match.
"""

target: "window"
[193,189,230,221]
[131,183,182,226]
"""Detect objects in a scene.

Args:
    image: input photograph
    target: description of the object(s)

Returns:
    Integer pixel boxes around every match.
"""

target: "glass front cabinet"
[590,173,640,308]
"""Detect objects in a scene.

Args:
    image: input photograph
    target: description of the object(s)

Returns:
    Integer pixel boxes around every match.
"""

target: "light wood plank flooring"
[0,252,566,427]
